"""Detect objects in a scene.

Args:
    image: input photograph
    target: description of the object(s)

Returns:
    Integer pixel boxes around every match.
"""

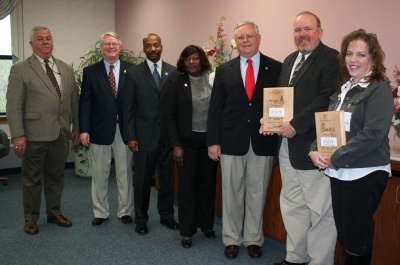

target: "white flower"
[231,39,237,49]
[394,119,400,126]
[397,86,400,97]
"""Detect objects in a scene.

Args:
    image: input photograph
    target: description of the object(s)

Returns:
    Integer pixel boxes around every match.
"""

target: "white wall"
[0,0,115,169]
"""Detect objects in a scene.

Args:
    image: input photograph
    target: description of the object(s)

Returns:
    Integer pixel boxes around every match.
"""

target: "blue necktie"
[153,64,160,90]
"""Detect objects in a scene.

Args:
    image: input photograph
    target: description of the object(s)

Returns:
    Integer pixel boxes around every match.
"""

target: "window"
[0,14,12,114]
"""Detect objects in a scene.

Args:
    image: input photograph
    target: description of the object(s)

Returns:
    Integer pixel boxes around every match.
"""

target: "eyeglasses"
[236,34,258,41]
[103,42,120,47]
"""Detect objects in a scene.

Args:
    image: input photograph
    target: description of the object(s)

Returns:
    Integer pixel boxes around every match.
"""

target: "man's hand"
[128,140,139,152]
[79,133,90,147]
[12,136,26,157]
[279,121,297,138]
[208,144,221,161]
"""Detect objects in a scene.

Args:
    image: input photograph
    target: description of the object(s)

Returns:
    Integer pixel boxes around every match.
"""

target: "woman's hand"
[173,146,184,166]
[308,151,329,170]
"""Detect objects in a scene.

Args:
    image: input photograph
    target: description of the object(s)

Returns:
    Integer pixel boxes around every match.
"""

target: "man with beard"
[271,11,339,265]
[123,33,180,235]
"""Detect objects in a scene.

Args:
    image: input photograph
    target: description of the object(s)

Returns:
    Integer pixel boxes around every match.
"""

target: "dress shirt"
[34,53,62,92]
[146,59,162,77]
[288,52,311,85]
[104,60,120,91]
[240,52,260,86]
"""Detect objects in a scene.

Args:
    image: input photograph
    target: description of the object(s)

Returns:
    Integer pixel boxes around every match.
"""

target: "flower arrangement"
[203,16,236,72]
[392,66,400,136]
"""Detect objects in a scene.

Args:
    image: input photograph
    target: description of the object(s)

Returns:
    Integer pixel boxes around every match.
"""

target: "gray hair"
[100,32,122,46]
[30,26,51,41]
[234,21,259,36]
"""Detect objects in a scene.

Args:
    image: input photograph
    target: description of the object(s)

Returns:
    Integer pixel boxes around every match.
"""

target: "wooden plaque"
[262,87,294,133]
[315,110,347,157]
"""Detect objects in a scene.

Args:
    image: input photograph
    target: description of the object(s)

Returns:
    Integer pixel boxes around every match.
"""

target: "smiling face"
[143,34,163,63]
[345,40,373,83]
[293,13,322,54]
[184,53,201,77]
[29,29,53,59]
[234,24,261,59]
[100,35,121,64]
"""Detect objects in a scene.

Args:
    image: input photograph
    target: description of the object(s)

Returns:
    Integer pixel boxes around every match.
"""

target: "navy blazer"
[122,60,179,152]
[207,53,282,156]
[279,42,339,169]
[78,60,133,145]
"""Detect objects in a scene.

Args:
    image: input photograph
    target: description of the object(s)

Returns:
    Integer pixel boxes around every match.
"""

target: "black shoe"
[274,260,306,265]
[135,222,148,235]
[181,237,192,248]
[160,218,179,230]
[224,245,239,259]
[92,218,108,226]
[247,245,262,258]
[120,215,133,224]
[203,230,216,238]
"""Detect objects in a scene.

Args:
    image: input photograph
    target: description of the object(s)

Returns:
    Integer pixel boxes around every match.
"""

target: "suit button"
[249,103,252,106]
[248,120,250,123]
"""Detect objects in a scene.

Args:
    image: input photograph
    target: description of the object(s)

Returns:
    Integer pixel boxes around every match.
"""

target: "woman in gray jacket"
[309,29,393,265]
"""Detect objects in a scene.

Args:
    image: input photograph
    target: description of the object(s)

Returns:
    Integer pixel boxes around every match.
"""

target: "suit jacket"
[164,73,196,147]
[123,60,179,152]
[79,60,133,145]
[6,54,79,141]
[207,53,282,156]
[279,42,339,170]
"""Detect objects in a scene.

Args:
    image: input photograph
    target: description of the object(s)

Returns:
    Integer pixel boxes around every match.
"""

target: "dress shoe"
[274,260,306,265]
[247,245,262,258]
[120,215,133,224]
[135,222,148,235]
[160,218,179,230]
[224,245,239,259]
[47,214,72,227]
[203,229,216,238]
[92,217,108,226]
[181,237,192,248]
[24,220,39,235]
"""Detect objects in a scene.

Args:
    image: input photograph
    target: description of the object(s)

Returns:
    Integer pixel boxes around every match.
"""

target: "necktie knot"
[246,59,253,64]
[110,64,114,70]
[289,54,306,86]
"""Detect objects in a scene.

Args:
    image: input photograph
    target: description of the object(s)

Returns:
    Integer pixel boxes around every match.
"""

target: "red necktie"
[245,59,255,100]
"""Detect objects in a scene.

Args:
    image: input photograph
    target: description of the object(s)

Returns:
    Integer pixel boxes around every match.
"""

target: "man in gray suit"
[6,26,80,235]
[123,33,179,235]
[272,12,339,265]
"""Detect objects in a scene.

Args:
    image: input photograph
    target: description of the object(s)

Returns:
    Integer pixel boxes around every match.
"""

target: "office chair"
[0,129,10,186]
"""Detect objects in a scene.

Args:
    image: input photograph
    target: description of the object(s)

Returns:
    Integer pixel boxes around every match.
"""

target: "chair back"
[0,129,10,158]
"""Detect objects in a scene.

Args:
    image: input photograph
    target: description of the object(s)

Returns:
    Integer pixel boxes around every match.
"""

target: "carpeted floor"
[0,165,286,265]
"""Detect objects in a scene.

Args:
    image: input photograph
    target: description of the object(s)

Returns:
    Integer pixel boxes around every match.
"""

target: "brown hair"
[337,29,389,89]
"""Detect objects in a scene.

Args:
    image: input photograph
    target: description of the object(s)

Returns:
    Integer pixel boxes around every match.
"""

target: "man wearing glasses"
[79,32,134,227]
[7,26,80,235]
[207,21,282,259]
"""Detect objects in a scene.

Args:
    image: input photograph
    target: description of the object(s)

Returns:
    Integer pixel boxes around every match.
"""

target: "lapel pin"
[124,70,126,73]
[265,67,268,70]
[165,72,168,76]
[184,83,188,87]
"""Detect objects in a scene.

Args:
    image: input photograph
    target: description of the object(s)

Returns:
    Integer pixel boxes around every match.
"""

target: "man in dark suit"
[207,21,282,259]
[79,32,134,227]
[6,26,80,235]
[123,33,179,235]
[273,12,339,265]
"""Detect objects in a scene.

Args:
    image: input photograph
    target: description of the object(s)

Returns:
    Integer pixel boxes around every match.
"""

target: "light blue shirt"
[240,52,260,86]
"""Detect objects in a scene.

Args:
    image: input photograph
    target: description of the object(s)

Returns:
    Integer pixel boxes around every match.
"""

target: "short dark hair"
[176,45,211,73]
[337,29,389,89]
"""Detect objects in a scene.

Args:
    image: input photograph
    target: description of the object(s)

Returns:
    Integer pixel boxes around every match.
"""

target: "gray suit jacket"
[6,54,79,141]
[123,60,179,152]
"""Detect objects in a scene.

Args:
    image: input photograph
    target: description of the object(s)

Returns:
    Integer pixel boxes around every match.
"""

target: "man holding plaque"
[207,21,281,259]
[272,12,339,265]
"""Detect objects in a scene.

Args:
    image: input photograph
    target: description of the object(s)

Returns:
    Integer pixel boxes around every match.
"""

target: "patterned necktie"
[109,64,117,97]
[153,63,160,90]
[289,55,305,86]
[245,59,255,100]
[44,59,61,98]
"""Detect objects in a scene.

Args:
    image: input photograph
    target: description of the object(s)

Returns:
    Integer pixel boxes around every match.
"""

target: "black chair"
[0,129,10,185]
